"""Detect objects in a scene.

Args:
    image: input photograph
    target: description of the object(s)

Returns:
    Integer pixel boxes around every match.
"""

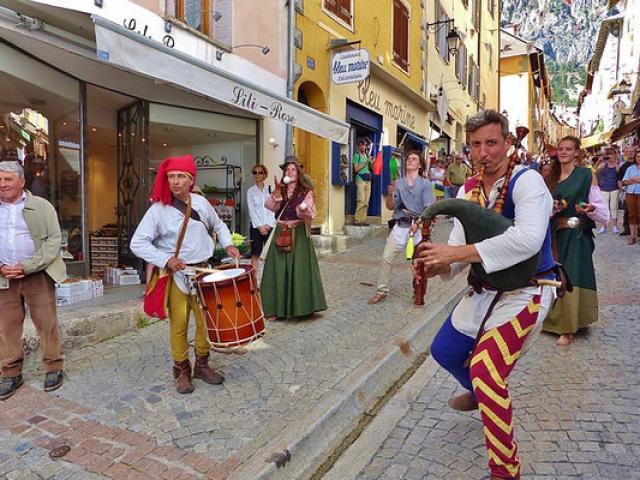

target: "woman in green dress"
[543,136,609,345]
[260,156,327,319]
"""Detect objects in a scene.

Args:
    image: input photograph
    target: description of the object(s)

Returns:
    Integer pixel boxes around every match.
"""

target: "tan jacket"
[0,190,66,289]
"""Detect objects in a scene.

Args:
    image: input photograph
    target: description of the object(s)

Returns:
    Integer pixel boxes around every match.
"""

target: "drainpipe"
[285,0,295,156]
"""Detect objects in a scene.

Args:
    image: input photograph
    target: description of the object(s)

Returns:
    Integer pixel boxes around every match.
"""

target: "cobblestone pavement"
[346,232,640,480]
[0,225,462,480]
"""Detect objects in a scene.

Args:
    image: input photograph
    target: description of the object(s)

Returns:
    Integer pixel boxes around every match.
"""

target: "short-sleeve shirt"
[352,152,371,181]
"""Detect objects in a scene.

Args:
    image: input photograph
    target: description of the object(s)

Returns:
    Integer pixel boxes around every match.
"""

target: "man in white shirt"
[413,110,556,480]
[0,161,66,400]
[131,155,240,394]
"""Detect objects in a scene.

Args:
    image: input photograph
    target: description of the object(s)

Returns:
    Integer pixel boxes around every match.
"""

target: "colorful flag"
[372,136,383,175]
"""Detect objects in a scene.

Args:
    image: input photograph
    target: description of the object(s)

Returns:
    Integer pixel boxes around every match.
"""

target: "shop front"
[0,1,349,281]
[328,71,431,232]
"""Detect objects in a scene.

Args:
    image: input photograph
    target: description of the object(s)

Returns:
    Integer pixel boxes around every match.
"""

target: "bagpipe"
[411,126,559,304]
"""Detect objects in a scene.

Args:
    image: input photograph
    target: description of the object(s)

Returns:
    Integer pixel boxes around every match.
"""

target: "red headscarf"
[150,155,197,205]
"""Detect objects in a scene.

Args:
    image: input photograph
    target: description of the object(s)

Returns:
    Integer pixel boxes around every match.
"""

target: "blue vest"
[501,169,556,276]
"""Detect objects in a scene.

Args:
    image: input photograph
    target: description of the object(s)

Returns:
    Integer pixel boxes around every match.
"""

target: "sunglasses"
[252,170,265,175]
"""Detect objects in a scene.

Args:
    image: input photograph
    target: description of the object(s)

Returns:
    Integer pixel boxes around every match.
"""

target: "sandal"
[368,293,388,304]
[628,236,636,245]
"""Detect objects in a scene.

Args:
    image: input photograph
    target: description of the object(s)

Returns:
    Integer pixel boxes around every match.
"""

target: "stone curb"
[228,283,467,480]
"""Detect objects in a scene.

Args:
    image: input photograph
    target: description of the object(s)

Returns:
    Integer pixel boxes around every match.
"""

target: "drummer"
[131,155,240,394]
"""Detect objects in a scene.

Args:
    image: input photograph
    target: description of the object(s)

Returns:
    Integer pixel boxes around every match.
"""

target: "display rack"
[195,156,242,233]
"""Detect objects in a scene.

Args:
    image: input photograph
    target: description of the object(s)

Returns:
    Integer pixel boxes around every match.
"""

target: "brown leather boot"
[448,391,478,411]
[173,360,194,394]
[193,354,224,385]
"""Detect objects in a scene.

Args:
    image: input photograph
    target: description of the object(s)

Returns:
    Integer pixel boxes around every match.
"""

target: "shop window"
[323,0,353,28]
[393,0,410,72]
[0,42,84,272]
[148,104,257,235]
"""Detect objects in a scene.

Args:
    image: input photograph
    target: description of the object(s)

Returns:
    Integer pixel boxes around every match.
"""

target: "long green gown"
[260,225,327,319]
[543,167,598,334]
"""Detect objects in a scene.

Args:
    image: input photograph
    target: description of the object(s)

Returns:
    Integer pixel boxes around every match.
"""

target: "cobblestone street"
[0,225,464,480]
[330,232,640,480]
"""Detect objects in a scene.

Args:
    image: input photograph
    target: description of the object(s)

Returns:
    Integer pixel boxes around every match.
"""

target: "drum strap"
[173,199,192,258]
[173,196,210,232]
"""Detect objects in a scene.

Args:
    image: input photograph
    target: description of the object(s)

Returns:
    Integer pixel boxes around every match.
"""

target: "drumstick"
[190,266,223,274]
[234,257,239,269]
[536,279,562,288]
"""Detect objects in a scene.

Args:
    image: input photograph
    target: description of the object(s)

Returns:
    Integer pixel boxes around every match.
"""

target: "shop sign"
[332,49,370,85]
[230,86,296,125]
[356,77,416,130]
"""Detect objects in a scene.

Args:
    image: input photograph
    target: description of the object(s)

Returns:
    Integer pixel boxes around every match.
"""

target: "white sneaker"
[612,226,620,234]
[597,226,606,234]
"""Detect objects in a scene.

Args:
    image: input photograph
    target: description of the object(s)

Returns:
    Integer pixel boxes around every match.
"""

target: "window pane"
[0,44,83,268]
[185,0,203,31]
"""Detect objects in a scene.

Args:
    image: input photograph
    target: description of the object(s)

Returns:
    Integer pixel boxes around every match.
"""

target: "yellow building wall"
[479,0,500,110]
[295,0,427,232]
[424,0,499,149]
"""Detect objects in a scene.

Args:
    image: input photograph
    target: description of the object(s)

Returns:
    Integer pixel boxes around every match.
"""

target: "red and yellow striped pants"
[469,294,541,479]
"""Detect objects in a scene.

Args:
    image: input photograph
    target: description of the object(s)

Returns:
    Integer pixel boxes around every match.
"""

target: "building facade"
[499,29,552,155]
[579,0,640,150]
[294,0,500,232]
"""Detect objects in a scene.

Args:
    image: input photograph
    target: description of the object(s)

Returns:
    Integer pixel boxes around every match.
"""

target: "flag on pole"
[372,135,383,176]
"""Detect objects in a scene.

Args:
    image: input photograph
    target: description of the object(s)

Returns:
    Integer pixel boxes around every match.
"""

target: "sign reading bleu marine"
[356,77,417,130]
[331,49,370,85]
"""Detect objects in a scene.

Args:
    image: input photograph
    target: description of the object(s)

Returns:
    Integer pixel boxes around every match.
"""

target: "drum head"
[202,268,246,283]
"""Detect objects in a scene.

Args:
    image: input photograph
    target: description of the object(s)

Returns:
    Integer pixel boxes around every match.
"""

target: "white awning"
[92,17,349,144]
[0,4,349,143]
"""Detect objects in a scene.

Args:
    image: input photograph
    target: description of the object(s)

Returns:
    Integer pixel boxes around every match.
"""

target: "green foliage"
[135,312,152,329]
[547,60,586,108]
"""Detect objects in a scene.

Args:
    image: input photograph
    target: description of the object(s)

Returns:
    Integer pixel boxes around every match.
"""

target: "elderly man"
[0,161,66,400]
[131,155,240,394]
[445,152,471,199]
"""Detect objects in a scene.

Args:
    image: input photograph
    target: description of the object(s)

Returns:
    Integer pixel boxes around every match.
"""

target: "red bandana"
[150,155,197,205]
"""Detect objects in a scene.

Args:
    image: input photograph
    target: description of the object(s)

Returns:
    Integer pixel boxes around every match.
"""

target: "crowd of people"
[2,108,639,480]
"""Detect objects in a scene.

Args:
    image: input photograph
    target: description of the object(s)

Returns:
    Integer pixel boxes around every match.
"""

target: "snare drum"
[195,265,265,348]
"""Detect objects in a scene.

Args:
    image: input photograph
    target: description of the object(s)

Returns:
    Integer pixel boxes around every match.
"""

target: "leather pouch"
[275,225,293,253]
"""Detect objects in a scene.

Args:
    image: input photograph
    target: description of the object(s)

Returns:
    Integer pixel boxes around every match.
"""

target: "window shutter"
[393,0,409,70]
[337,0,352,24]
[212,0,233,47]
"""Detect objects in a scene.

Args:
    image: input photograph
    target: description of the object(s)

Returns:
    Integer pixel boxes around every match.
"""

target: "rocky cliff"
[501,0,609,104]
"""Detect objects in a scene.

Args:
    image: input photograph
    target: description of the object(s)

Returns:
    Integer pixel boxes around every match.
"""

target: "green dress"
[260,191,327,319]
[543,167,598,335]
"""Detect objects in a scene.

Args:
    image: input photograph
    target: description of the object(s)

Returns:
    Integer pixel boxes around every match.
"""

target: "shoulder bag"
[143,200,192,319]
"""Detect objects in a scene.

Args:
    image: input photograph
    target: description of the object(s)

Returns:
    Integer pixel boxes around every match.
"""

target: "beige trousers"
[0,271,63,377]
[376,226,420,295]
[355,180,372,223]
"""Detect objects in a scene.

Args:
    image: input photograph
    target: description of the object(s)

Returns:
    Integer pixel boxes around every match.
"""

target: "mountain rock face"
[501,0,609,104]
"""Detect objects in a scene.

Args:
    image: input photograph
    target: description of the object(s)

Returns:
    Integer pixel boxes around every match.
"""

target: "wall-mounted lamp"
[425,19,460,56]
[216,43,270,61]
[268,137,279,149]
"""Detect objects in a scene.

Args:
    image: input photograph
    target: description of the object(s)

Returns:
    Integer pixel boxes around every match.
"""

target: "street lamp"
[446,28,461,56]
[425,19,460,57]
